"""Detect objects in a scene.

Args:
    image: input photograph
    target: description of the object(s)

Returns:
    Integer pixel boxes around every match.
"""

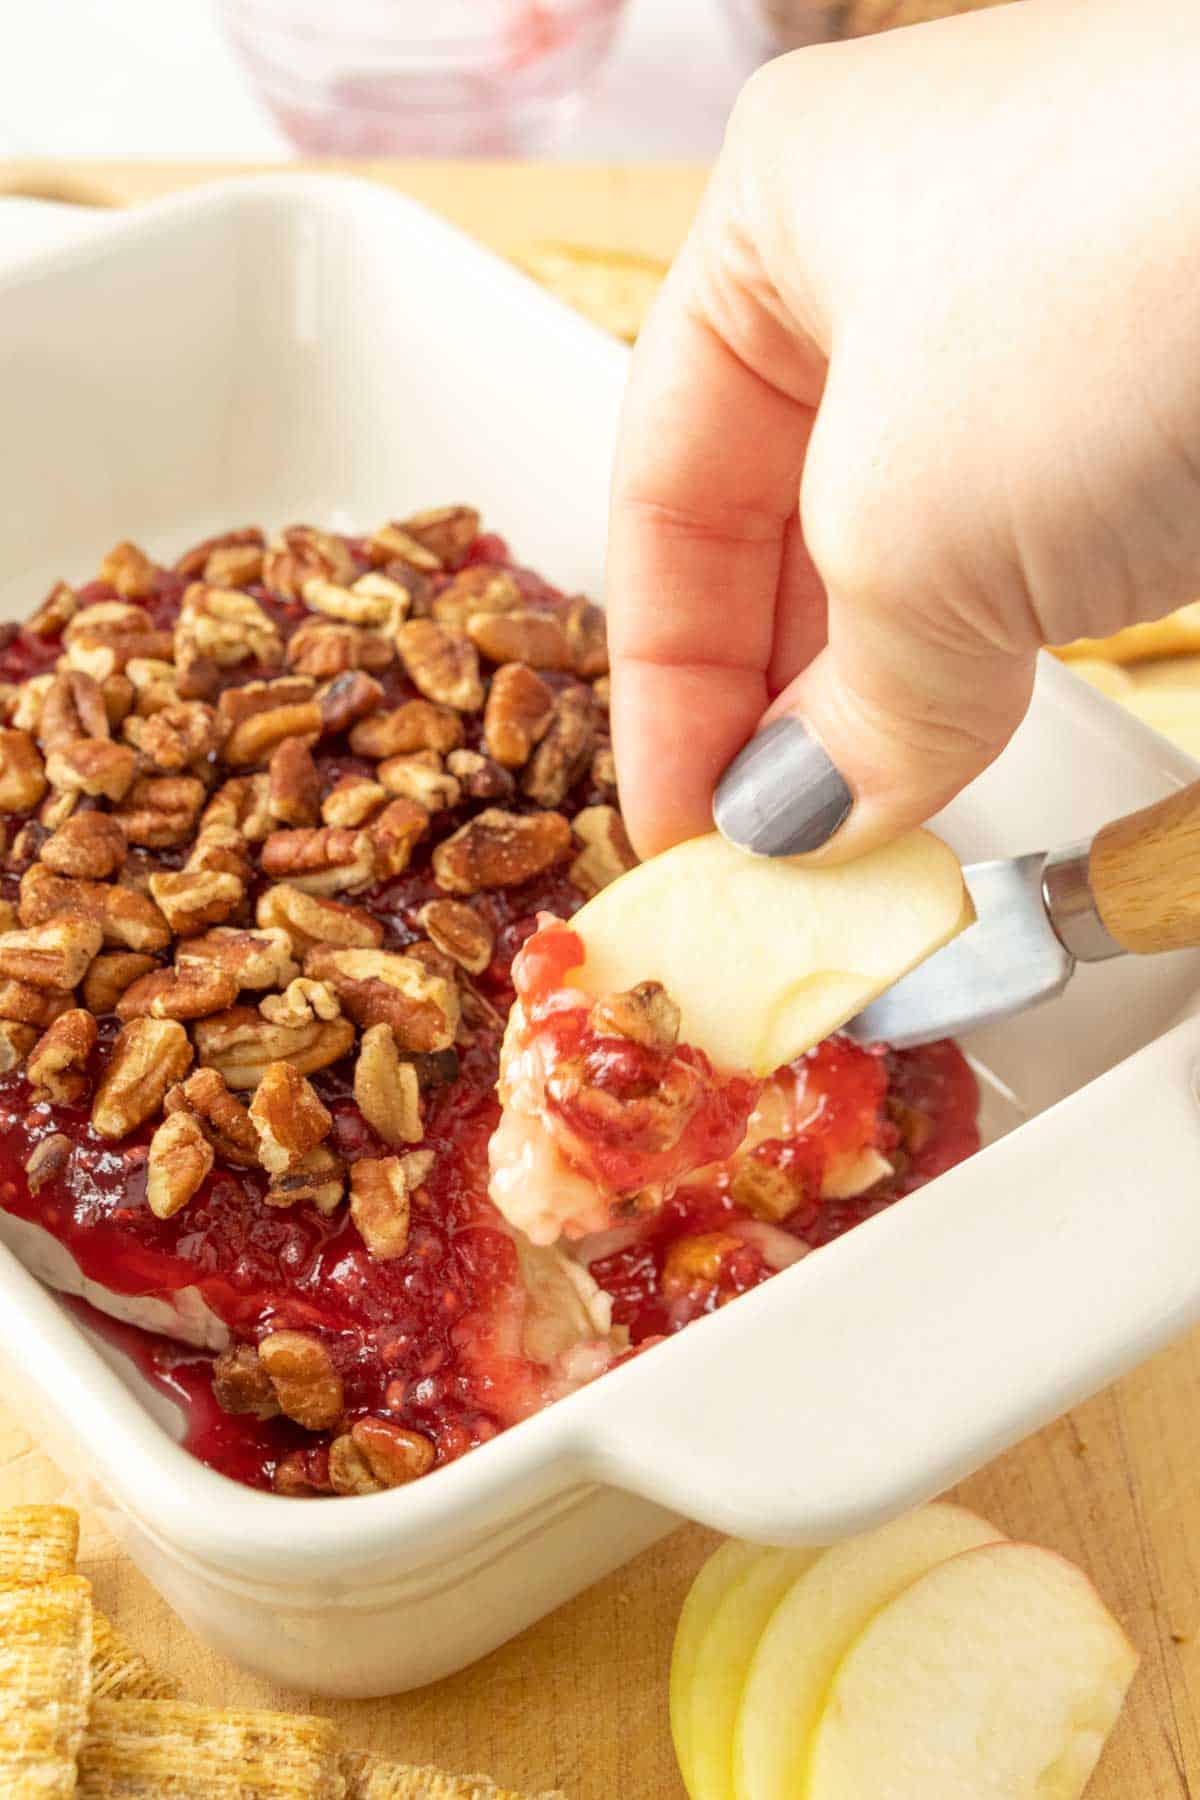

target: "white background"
[0,0,758,159]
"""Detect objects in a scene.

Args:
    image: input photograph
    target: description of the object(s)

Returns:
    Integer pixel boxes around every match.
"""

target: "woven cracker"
[90,1612,180,1702]
[511,243,666,344]
[77,1698,345,1798]
[0,1574,94,1799]
[342,1753,564,1800]
[0,1505,80,1583]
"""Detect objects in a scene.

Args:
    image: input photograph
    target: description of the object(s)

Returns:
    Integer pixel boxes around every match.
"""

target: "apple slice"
[734,1502,1004,1800]
[568,830,971,1075]
[670,1542,772,1795]
[806,1541,1139,1800]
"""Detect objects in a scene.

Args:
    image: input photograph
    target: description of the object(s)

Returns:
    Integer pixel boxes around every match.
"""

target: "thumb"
[713,593,1039,865]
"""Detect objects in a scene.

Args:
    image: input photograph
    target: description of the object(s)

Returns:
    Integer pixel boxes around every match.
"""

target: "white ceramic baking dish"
[2,177,1200,1698]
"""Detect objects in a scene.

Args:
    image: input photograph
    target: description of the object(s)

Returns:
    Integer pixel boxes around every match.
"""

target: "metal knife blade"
[844,852,1076,1049]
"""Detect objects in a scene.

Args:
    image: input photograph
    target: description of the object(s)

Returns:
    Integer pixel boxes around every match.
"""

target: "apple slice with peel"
[568,830,971,1075]
[670,1541,772,1795]
[807,1541,1139,1800]
[682,1547,820,1800]
[734,1502,1004,1800]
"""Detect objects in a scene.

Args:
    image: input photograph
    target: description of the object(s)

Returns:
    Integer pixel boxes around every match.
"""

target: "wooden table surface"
[0,159,1198,1799]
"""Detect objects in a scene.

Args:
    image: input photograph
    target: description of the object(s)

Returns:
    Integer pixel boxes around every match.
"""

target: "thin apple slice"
[735,1502,1004,1800]
[671,1541,770,1795]
[684,1547,819,1800]
[568,830,971,1075]
[806,1541,1139,1800]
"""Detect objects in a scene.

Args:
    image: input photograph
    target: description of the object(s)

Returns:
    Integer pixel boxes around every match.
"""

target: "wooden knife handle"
[1089,780,1200,954]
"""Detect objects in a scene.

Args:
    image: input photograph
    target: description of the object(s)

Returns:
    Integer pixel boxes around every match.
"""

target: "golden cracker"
[78,1698,345,1798]
[0,1574,94,1800]
[342,1753,564,1800]
[90,1612,180,1702]
[0,1505,80,1583]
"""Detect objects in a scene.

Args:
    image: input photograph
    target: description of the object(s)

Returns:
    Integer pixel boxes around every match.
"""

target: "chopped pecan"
[201,773,272,843]
[177,584,281,669]
[64,604,140,647]
[662,1232,742,1298]
[354,1023,423,1147]
[432,807,572,895]
[25,581,78,639]
[302,578,398,630]
[250,1061,332,1174]
[320,775,386,829]
[376,752,460,813]
[592,673,611,712]
[0,917,103,989]
[591,741,617,794]
[10,675,54,735]
[18,864,171,952]
[258,1330,344,1430]
[222,696,322,768]
[418,898,494,975]
[570,804,638,896]
[217,677,317,728]
[0,1020,37,1072]
[369,797,430,879]
[259,826,375,895]
[26,1009,98,1103]
[148,870,244,936]
[264,1144,345,1214]
[0,729,48,812]
[563,596,609,677]
[203,541,264,587]
[396,619,483,712]
[98,540,156,598]
[45,739,138,803]
[286,619,394,679]
[445,748,515,802]
[124,656,178,715]
[467,609,574,671]
[590,981,680,1051]
[123,701,223,772]
[37,670,110,752]
[192,1006,354,1089]
[38,790,80,833]
[366,522,443,572]
[327,1434,378,1497]
[261,526,357,600]
[259,977,341,1028]
[348,699,464,759]
[400,504,479,569]
[25,1133,72,1194]
[91,1017,192,1140]
[175,526,265,580]
[432,565,521,629]
[114,774,206,849]
[329,1419,435,1494]
[174,645,220,702]
[729,1157,806,1224]
[350,570,414,618]
[183,827,251,885]
[522,686,595,807]
[272,1447,334,1496]
[211,1343,279,1420]
[304,947,459,1052]
[482,663,555,769]
[82,951,158,1015]
[255,885,383,956]
[349,1156,412,1260]
[146,1111,213,1219]
[175,925,298,991]
[62,603,173,679]
[163,1067,259,1168]
[267,737,321,827]
[40,812,126,879]
[317,669,384,734]
[0,981,70,1029]
[116,962,240,1022]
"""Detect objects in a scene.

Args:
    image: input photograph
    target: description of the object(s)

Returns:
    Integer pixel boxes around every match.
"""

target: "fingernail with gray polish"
[713,718,853,857]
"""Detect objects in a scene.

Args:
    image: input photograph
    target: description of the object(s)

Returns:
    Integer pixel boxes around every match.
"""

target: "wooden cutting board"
[0,159,1198,1799]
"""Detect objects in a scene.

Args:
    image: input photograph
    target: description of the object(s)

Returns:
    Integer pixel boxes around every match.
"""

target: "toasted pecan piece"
[99,538,157,597]
[521,685,595,807]
[317,668,384,734]
[146,1111,213,1219]
[0,917,103,989]
[366,521,443,572]
[260,826,376,896]
[211,1343,280,1419]
[26,1009,98,1103]
[25,580,78,640]
[116,962,240,1022]
[432,807,572,895]
[25,1132,73,1192]
[0,727,55,810]
[174,525,265,579]
[432,564,521,629]
[349,1156,413,1260]
[114,774,206,849]
[82,951,159,1016]
[305,947,459,1052]
[368,797,430,879]
[256,884,383,957]
[266,736,322,828]
[0,980,72,1030]
[286,618,395,679]
[163,1067,259,1168]
[44,739,137,803]
[396,619,483,712]
[19,864,171,952]
[262,524,358,598]
[400,503,479,569]
[258,1330,344,1431]
[467,608,574,671]
[354,1023,423,1147]
[320,775,387,829]
[40,812,126,880]
[200,772,273,843]
[0,1019,37,1072]
[376,752,460,813]
[445,747,515,802]
[175,925,298,991]
[482,663,555,769]
[259,977,341,1028]
[177,583,281,668]
[569,803,637,896]
[589,981,680,1050]
[222,697,323,768]
[92,1017,193,1140]
[192,1006,354,1089]
[418,898,494,975]
[148,870,245,937]
[348,698,464,759]
[264,1144,345,1214]
[37,669,110,752]
[250,1061,332,1174]
[563,594,609,678]
[123,700,223,772]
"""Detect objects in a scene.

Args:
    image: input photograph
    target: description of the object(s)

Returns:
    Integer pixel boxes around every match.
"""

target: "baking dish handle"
[0,197,109,268]
[569,1014,1200,1545]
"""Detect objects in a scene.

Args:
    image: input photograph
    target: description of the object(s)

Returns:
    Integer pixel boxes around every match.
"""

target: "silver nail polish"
[713,718,853,857]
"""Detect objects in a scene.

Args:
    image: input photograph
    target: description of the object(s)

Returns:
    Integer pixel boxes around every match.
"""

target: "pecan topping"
[329,1419,435,1494]
[432,566,521,629]
[466,609,574,671]
[320,776,386,829]
[432,807,572,895]
[184,828,251,885]
[317,669,384,735]
[353,1023,423,1146]
[729,1158,805,1224]
[302,578,398,631]
[146,1111,213,1219]
[570,804,638,896]
[0,730,48,813]
[25,1134,72,1194]
[0,982,72,1029]
[264,1144,344,1214]
[267,737,321,827]
[80,962,155,1030]
[175,926,297,991]
[286,619,394,679]
[26,1009,98,1103]
[163,1067,259,1168]
[91,1017,193,1140]
[368,797,431,879]
[563,596,609,678]
[255,885,382,956]
[177,584,281,668]
[396,619,483,712]
[262,526,357,599]
[45,739,138,803]
[258,1330,343,1431]
[377,753,460,813]
[116,962,240,1022]
[123,701,223,772]
[589,981,681,1051]
[38,670,110,753]
[0,1020,37,1072]
[592,673,611,712]
[250,1061,332,1175]
[222,696,322,768]
[11,676,54,734]
[19,864,171,952]
[98,540,156,598]
[400,504,479,569]
[522,686,595,807]
[591,742,617,794]
[114,774,206,849]
[148,870,244,937]
[304,947,459,1052]
[418,898,494,975]
[211,1344,279,1420]
[124,656,178,714]
[259,978,341,1028]
[348,699,464,759]
[349,1156,412,1260]
[366,522,442,572]
[203,541,264,587]
[40,812,127,879]
[482,663,555,769]
[259,827,375,896]
[445,748,515,802]
[25,581,78,639]
[175,526,265,580]
[0,917,102,989]
[192,1007,354,1089]
[201,773,273,843]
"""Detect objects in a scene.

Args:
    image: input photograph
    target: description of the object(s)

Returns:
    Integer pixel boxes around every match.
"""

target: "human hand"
[607,0,1200,862]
